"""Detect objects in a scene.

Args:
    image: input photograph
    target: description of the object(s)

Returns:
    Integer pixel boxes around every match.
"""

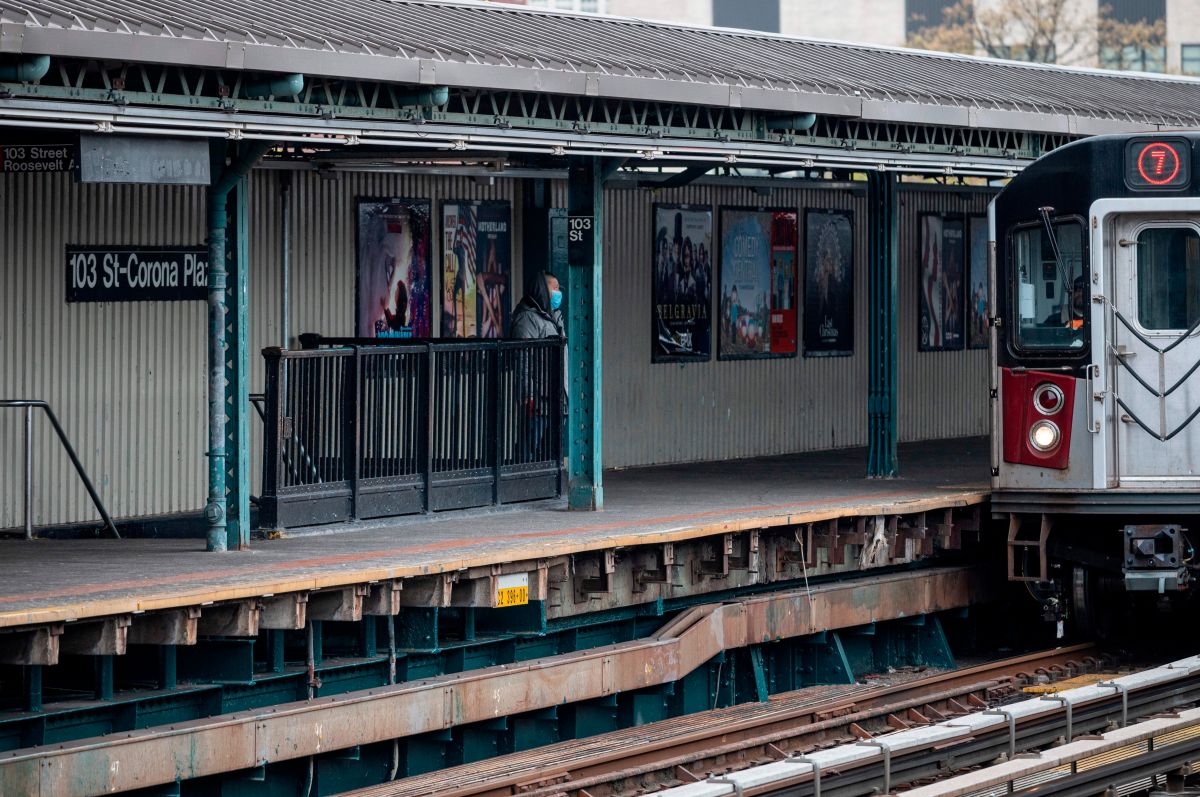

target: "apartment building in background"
[501,0,1200,75]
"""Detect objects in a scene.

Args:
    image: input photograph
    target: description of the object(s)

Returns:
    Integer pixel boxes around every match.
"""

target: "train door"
[1107,214,1200,486]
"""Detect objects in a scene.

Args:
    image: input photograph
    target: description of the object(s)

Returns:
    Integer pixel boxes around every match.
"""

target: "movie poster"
[803,209,854,357]
[918,213,965,351]
[356,198,432,338]
[442,200,512,338]
[653,204,713,362]
[967,215,989,349]
[718,208,798,360]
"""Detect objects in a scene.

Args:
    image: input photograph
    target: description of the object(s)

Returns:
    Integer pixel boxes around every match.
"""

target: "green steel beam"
[565,157,603,510]
[1,60,1066,161]
[867,171,899,478]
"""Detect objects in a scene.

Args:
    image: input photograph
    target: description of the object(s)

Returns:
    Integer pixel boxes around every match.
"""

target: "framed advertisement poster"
[918,213,965,352]
[441,200,512,338]
[967,215,989,349]
[653,203,713,363]
[356,198,433,338]
[718,207,798,360]
[803,209,854,357]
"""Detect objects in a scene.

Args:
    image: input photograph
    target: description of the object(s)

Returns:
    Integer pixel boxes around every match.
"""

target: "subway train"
[990,132,1200,633]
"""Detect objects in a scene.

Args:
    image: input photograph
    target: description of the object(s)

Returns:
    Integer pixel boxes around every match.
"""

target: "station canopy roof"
[2,0,1200,173]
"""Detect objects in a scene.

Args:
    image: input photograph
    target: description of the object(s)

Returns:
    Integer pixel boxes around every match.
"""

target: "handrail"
[0,399,120,539]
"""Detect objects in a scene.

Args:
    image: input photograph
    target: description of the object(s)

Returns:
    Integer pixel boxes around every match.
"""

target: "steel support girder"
[867,171,899,479]
[0,568,987,795]
[566,156,603,510]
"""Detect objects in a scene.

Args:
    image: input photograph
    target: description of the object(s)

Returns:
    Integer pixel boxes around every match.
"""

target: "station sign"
[567,214,594,267]
[0,143,77,173]
[66,246,209,303]
[78,135,211,185]
[1124,137,1191,190]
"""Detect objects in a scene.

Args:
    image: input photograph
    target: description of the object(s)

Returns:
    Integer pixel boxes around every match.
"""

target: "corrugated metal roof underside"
[2,0,1200,129]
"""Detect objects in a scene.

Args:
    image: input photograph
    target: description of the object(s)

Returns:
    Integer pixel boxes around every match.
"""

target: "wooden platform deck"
[0,438,990,630]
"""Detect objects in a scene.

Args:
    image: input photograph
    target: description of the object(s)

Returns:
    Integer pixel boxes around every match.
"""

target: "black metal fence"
[259,336,564,530]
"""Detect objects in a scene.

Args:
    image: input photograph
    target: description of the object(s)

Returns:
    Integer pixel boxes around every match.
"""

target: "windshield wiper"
[1038,205,1074,292]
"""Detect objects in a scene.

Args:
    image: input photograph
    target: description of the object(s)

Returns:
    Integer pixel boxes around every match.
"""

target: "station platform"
[0,438,989,633]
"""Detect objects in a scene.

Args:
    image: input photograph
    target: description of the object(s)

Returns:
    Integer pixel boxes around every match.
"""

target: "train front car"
[991,133,1200,633]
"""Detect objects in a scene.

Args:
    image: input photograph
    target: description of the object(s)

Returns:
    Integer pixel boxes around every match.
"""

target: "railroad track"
[342,644,1110,797]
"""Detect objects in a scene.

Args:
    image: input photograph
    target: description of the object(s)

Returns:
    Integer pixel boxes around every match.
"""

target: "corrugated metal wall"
[600,180,870,467]
[896,186,993,443]
[0,173,207,529]
[0,169,992,528]
[599,181,994,468]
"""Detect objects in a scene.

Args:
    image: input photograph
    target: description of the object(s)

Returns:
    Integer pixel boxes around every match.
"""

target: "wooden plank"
[198,601,259,637]
[363,582,402,616]
[308,586,368,622]
[60,616,131,656]
[260,593,308,630]
[0,624,62,665]
[128,608,201,646]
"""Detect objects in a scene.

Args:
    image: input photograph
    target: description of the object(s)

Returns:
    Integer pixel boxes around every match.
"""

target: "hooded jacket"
[512,270,565,340]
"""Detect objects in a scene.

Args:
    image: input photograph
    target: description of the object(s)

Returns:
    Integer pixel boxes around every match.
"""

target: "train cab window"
[1011,220,1087,350]
[1136,227,1200,331]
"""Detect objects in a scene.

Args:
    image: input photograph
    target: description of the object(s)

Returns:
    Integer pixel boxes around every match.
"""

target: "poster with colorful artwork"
[967,215,989,349]
[803,209,854,357]
[718,207,798,360]
[441,200,512,338]
[918,213,965,351]
[356,198,432,338]
[653,204,713,363]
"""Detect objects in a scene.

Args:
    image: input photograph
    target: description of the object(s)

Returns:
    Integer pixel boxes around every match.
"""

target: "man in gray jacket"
[512,270,565,462]
[512,270,564,339]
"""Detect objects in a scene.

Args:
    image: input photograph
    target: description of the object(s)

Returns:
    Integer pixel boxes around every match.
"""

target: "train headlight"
[1029,420,1061,452]
[1033,383,1065,415]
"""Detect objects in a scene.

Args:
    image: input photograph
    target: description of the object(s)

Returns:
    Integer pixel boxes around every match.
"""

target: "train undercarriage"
[1003,509,1200,638]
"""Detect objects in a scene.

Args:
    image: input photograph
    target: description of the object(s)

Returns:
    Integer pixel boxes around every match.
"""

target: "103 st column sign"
[66,246,209,302]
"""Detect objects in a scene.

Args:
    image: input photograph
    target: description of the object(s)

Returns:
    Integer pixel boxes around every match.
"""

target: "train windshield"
[1011,219,1086,350]
[1136,226,1200,331]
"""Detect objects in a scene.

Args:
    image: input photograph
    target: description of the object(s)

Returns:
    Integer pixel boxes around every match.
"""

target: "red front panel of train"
[1002,368,1076,470]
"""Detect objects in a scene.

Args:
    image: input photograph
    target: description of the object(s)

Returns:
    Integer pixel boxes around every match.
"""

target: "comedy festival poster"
[718,207,797,360]
[803,209,854,357]
[442,200,512,338]
[356,198,432,338]
[652,203,713,363]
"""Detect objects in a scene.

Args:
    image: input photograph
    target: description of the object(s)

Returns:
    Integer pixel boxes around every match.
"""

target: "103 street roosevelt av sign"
[66,246,209,302]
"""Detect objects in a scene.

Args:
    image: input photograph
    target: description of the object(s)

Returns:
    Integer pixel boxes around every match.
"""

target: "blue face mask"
[549,289,563,311]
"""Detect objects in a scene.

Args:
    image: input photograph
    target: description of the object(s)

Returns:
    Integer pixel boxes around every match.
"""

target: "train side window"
[1011,220,1087,351]
[1136,227,1200,331]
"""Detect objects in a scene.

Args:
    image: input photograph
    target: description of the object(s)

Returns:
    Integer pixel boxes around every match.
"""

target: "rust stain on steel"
[0,566,988,797]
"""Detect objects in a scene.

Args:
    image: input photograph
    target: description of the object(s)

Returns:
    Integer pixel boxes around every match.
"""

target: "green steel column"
[205,141,270,551]
[224,170,252,550]
[867,171,899,478]
[566,157,603,510]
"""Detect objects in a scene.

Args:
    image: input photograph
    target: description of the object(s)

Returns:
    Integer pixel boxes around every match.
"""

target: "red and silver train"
[991,132,1200,631]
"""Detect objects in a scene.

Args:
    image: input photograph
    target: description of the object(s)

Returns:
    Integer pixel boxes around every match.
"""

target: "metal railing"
[259,336,564,530]
[1,399,120,539]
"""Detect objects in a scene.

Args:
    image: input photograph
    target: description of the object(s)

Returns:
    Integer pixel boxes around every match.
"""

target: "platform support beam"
[867,171,899,478]
[205,141,270,551]
[566,156,603,510]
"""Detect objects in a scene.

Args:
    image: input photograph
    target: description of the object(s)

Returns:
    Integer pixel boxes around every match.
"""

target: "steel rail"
[347,646,1103,797]
[901,705,1200,797]
[653,654,1200,797]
